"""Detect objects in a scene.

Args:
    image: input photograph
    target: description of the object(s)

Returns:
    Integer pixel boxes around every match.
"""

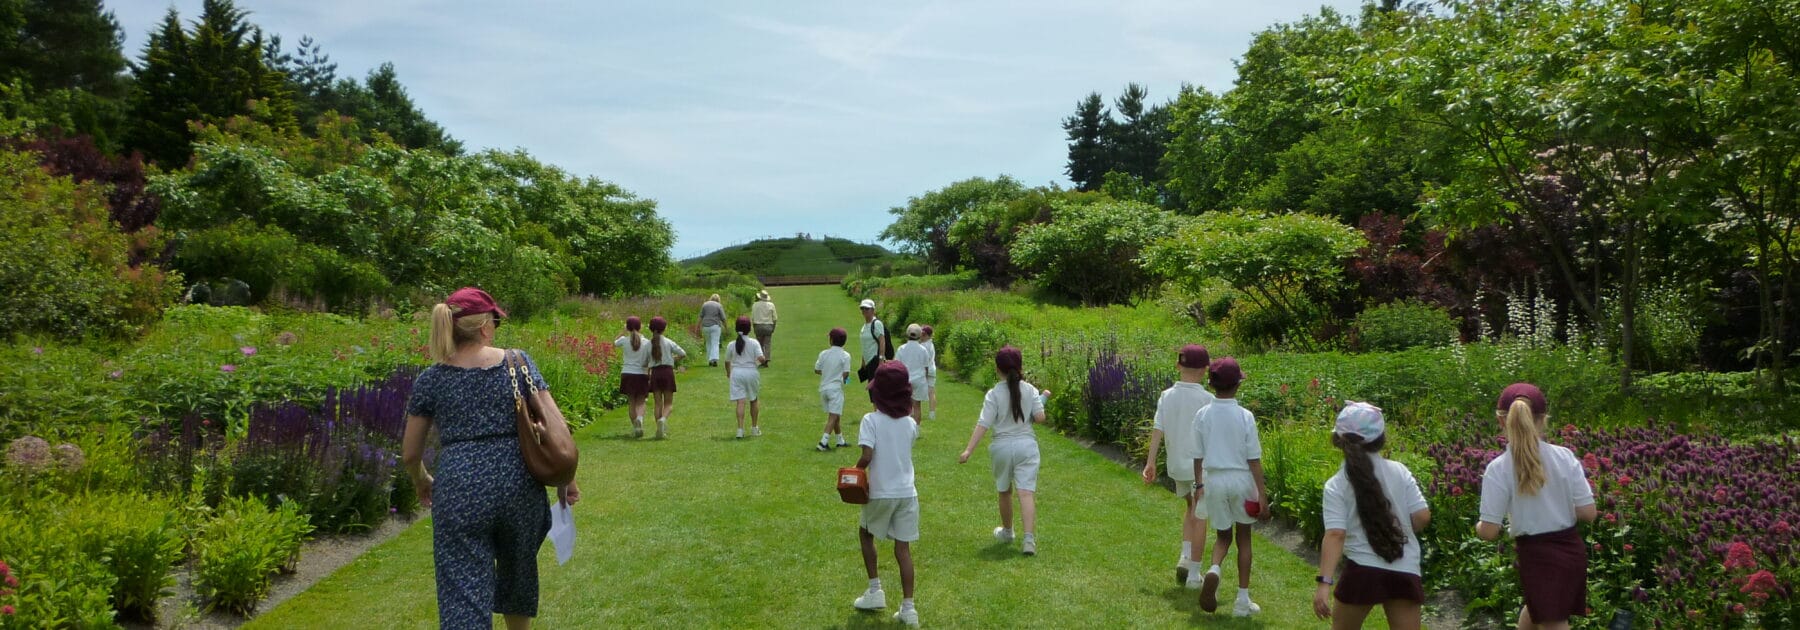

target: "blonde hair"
[709,293,721,302]
[429,304,493,363]
[1502,398,1548,496]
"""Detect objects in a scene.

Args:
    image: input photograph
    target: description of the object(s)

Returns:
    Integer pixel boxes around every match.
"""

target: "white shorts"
[820,388,845,415]
[729,371,760,401]
[1198,470,1256,528]
[1174,479,1198,498]
[990,439,1040,492]
[909,377,929,402]
[860,497,920,542]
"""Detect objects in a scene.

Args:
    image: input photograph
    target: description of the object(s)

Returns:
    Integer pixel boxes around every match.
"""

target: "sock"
[901,598,915,611]
[1209,564,1222,575]
[869,578,881,590]
[821,432,832,443]
[1238,587,1250,600]
[1180,541,1192,563]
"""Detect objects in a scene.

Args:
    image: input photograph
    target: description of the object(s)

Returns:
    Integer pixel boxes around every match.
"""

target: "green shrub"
[62,493,185,622]
[0,514,117,629]
[193,496,312,614]
[1353,300,1456,352]
[1222,300,1294,353]
[1010,199,1179,305]
[938,319,1013,389]
[173,220,392,311]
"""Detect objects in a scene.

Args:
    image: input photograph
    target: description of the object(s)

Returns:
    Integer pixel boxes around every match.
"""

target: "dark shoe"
[816,441,831,452]
[1198,571,1220,613]
[709,360,718,367]
[1175,564,1189,586]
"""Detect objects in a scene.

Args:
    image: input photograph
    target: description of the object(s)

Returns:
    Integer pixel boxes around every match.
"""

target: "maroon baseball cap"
[648,316,667,333]
[625,316,641,331]
[867,361,914,418]
[1495,383,1547,415]
[995,346,1023,372]
[1179,344,1210,369]
[829,327,847,346]
[1208,357,1244,389]
[446,287,506,320]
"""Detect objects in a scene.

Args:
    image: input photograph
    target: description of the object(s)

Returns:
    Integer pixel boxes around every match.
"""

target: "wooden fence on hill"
[759,275,843,286]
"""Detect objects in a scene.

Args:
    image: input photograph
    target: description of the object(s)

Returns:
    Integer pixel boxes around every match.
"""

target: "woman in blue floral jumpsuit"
[404,287,582,630]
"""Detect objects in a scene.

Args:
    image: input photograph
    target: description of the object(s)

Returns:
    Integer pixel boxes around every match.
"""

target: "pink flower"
[1714,488,1728,503]
[240,346,257,357]
[1624,544,1634,552]
[31,346,44,355]
[1730,604,1747,616]
[1279,383,1290,394]
[1617,474,1633,487]
[220,364,236,373]
[1582,453,1600,471]
[1725,541,1757,571]
[2,605,12,615]
[1308,378,1320,391]
[1741,570,1779,596]
[1,574,13,588]
[1592,543,1602,553]
[1451,486,1464,496]
[108,370,122,379]
[1604,513,1618,524]
[201,419,211,427]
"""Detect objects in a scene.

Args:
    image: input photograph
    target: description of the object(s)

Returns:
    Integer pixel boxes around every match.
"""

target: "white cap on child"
[1333,401,1385,442]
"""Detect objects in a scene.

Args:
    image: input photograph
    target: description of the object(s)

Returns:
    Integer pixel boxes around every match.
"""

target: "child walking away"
[921,326,938,421]
[1190,357,1267,616]
[815,327,854,451]
[645,317,686,438]
[896,324,934,423]
[957,346,1050,556]
[1141,344,1213,588]
[725,316,767,439]
[1476,383,1597,630]
[852,361,922,627]
[613,316,652,437]
[1313,402,1431,629]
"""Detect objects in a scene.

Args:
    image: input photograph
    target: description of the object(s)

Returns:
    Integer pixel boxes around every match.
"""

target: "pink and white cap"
[1333,401,1385,442]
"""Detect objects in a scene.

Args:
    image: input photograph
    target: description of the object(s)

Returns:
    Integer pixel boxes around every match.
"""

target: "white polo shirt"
[896,340,933,383]
[613,334,652,375]
[1479,442,1595,536]
[815,346,852,390]
[859,411,920,500]
[1323,455,1429,575]
[1191,398,1261,473]
[977,380,1043,444]
[1153,382,1214,481]
[647,337,686,368]
[724,337,764,370]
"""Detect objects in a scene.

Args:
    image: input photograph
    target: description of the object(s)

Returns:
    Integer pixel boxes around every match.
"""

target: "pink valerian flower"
[220,364,237,373]
[1741,570,1780,606]
[1617,474,1633,487]
[1725,542,1757,571]
[1623,544,1634,552]
[1730,603,1747,616]
[1714,488,1729,503]
[1604,513,1618,524]
[1,604,12,615]
[1582,453,1600,472]
[1,574,13,588]
[1775,520,1793,536]
[240,346,257,357]
[1451,486,1464,496]
[1593,543,1603,553]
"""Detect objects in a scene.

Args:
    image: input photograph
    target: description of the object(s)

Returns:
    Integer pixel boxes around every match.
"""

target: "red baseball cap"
[867,361,914,418]
[1208,357,1244,389]
[1179,344,1210,369]
[1496,383,1547,415]
[446,287,506,320]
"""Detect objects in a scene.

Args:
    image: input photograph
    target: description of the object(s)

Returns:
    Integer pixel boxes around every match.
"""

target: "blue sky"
[114,1,1364,259]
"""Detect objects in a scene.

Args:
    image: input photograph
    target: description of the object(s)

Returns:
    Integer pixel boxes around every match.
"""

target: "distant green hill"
[682,237,904,277]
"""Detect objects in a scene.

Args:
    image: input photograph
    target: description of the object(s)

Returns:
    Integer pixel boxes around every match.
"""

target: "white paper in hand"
[548,501,575,565]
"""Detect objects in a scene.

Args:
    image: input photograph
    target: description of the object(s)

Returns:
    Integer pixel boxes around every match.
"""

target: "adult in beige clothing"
[751,290,778,361]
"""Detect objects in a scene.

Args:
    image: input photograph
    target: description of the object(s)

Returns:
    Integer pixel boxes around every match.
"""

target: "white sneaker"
[1232,597,1261,617]
[852,587,886,610]
[735,429,744,439]
[894,607,919,627]
[836,438,848,447]
[817,441,831,452]
[752,426,762,437]
[655,418,667,439]
[1198,570,1221,612]
[1021,533,1036,556]
[631,417,643,438]
[993,527,1014,543]
[1184,567,1203,590]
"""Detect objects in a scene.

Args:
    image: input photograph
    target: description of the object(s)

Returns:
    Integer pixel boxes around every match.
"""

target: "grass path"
[251,286,1361,628]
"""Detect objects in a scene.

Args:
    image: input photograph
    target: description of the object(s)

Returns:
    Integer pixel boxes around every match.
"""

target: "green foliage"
[0,512,117,629]
[175,220,392,310]
[1353,300,1456,352]
[62,493,185,621]
[0,148,180,339]
[193,495,312,615]
[682,236,900,278]
[127,1,295,167]
[879,176,1027,271]
[840,272,980,299]
[1144,210,1365,350]
[1011,199,1178,305]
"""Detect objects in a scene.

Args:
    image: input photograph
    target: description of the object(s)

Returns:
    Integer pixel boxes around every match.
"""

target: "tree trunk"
[1619,220,1640,390]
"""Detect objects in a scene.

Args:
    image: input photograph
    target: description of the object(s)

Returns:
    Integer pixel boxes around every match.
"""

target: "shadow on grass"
[974,541,1022,562]
[826,609,901,629]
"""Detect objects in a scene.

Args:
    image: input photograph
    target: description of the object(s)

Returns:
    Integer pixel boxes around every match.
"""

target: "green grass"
[683,237,900,277]
[251,286,1354,628]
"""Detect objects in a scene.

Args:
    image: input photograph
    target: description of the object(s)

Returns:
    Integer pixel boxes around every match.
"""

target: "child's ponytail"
[1505,398,1547,496]
[1335,433,1406,562]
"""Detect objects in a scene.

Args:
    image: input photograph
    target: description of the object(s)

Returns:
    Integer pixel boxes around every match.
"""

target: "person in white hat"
[751,290,778,362]
[857,299,889,383]
[895,324,934,422]
[1312,401,1431,629]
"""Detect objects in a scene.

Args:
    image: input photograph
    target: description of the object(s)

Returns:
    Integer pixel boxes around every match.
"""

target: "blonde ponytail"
[427,303,492,364]
[1505,398,1547,496]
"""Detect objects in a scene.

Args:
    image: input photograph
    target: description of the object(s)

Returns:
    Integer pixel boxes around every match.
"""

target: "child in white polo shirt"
[921,325,939,421]
[957,346,1051,556]
[852,362,922,627]
[815,327,853,451]
[1142,344,1213,588]
[895,324,933,423]
[1190,357,1267,617]
[1313,402,1431,628]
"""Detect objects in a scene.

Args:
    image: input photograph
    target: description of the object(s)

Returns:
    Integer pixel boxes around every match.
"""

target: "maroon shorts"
[620,373,650,397]
[1333,560,1425,605]
[649,366,678,393]
[1515,527,1588,623]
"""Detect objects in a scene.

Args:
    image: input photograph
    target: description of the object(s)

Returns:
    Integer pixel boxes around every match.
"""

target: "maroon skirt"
[1333,560,1425,605]
[620,373,650,397]
[649,365,678,393]
[1514,526,1588,623]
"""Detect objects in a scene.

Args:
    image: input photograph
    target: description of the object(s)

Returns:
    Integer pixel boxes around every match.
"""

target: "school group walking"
[402,287,1599,630]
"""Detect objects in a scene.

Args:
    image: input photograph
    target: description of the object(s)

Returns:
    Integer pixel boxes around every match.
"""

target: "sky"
[113,1,1366,259]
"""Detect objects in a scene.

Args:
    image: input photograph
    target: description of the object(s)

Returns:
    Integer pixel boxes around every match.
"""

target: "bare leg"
[1019,489,1037,535]
[911,400,923,421]
[825,412,841,435]
[1518,606,1569,630]
[997,490,1014,530]
[629,394,646,423]
[750,399,760,428]
[1381,599,1423,630]
[894,541,915,599]
[1235,524,1253,588]
[1331,603,1374,630]
[1210,527,1233,568]
[860,527,879,579]
[735,399,746,431]
[503,614,530,630]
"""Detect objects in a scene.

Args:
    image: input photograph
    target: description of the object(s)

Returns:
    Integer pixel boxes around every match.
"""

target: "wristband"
[1315,575,1335,585]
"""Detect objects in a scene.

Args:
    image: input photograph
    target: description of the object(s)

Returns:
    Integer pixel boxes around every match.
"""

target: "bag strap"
[505,349,539,398]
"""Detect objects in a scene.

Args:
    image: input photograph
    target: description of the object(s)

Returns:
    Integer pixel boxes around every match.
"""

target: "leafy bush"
[1010,199,1180,305]
[0,147,180,339]
[1353,300,1457,352]
[0,515,116,629]
[193,496,313,615]
[842,272,980,299]
[174,220,392,312]
[62,493,184,621]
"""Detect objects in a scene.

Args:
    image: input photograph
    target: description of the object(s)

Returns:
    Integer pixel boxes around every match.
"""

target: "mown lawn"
[251,286,1363,628]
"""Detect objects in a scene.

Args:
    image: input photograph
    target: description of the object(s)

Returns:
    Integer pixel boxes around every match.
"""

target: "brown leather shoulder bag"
[506,349,579,487]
